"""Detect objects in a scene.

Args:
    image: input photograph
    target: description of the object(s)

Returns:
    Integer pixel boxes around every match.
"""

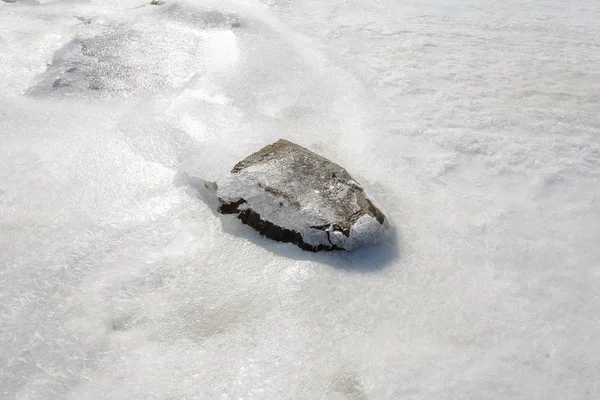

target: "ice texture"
[1,0,599,399]
[27,5,239,97]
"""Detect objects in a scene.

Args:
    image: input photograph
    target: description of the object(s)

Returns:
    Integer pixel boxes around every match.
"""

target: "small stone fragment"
[215,139,388,251]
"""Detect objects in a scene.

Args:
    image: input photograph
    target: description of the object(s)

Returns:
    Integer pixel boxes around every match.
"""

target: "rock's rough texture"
[216,139,388,251]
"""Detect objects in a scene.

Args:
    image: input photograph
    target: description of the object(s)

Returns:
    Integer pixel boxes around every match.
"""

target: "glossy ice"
[1,0,599,398]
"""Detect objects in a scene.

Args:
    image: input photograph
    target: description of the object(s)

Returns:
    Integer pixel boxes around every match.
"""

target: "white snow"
[1,0,599,399]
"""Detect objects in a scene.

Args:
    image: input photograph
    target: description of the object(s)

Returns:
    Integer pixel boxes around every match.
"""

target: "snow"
[1,0,599,398]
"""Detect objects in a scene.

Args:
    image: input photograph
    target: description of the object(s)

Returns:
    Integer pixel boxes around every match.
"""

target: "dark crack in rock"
[216,139,389,251]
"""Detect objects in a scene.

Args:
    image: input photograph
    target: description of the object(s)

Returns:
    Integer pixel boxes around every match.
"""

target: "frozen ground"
[1,0,599,398]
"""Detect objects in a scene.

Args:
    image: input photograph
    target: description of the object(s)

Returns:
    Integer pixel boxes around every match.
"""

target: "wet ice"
[1,0,599,398]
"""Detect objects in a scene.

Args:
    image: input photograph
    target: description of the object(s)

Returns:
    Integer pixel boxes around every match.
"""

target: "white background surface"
[1,0,599,398]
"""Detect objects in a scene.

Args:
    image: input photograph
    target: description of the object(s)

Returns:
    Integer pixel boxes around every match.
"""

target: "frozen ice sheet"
[1,0,599,399]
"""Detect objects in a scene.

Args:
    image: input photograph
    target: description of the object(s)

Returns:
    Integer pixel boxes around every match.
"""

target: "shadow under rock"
[175,171,401,272]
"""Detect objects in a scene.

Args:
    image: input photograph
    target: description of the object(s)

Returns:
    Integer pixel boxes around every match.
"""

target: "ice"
[1,0,599,398]
[27,6,240,97]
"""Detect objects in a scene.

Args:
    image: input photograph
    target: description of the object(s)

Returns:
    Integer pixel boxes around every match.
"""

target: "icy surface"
[1,0,599,398]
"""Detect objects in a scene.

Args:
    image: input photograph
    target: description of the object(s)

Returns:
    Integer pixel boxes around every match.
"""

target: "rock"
[215,139,388,251]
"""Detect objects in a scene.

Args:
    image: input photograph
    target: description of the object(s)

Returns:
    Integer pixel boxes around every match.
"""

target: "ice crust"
[1,0,599,398]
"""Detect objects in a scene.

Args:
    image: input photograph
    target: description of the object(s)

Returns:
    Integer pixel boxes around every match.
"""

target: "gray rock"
[215,139,388,251]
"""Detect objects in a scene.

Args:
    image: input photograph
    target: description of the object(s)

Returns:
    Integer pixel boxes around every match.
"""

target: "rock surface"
[216,139,388,251]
